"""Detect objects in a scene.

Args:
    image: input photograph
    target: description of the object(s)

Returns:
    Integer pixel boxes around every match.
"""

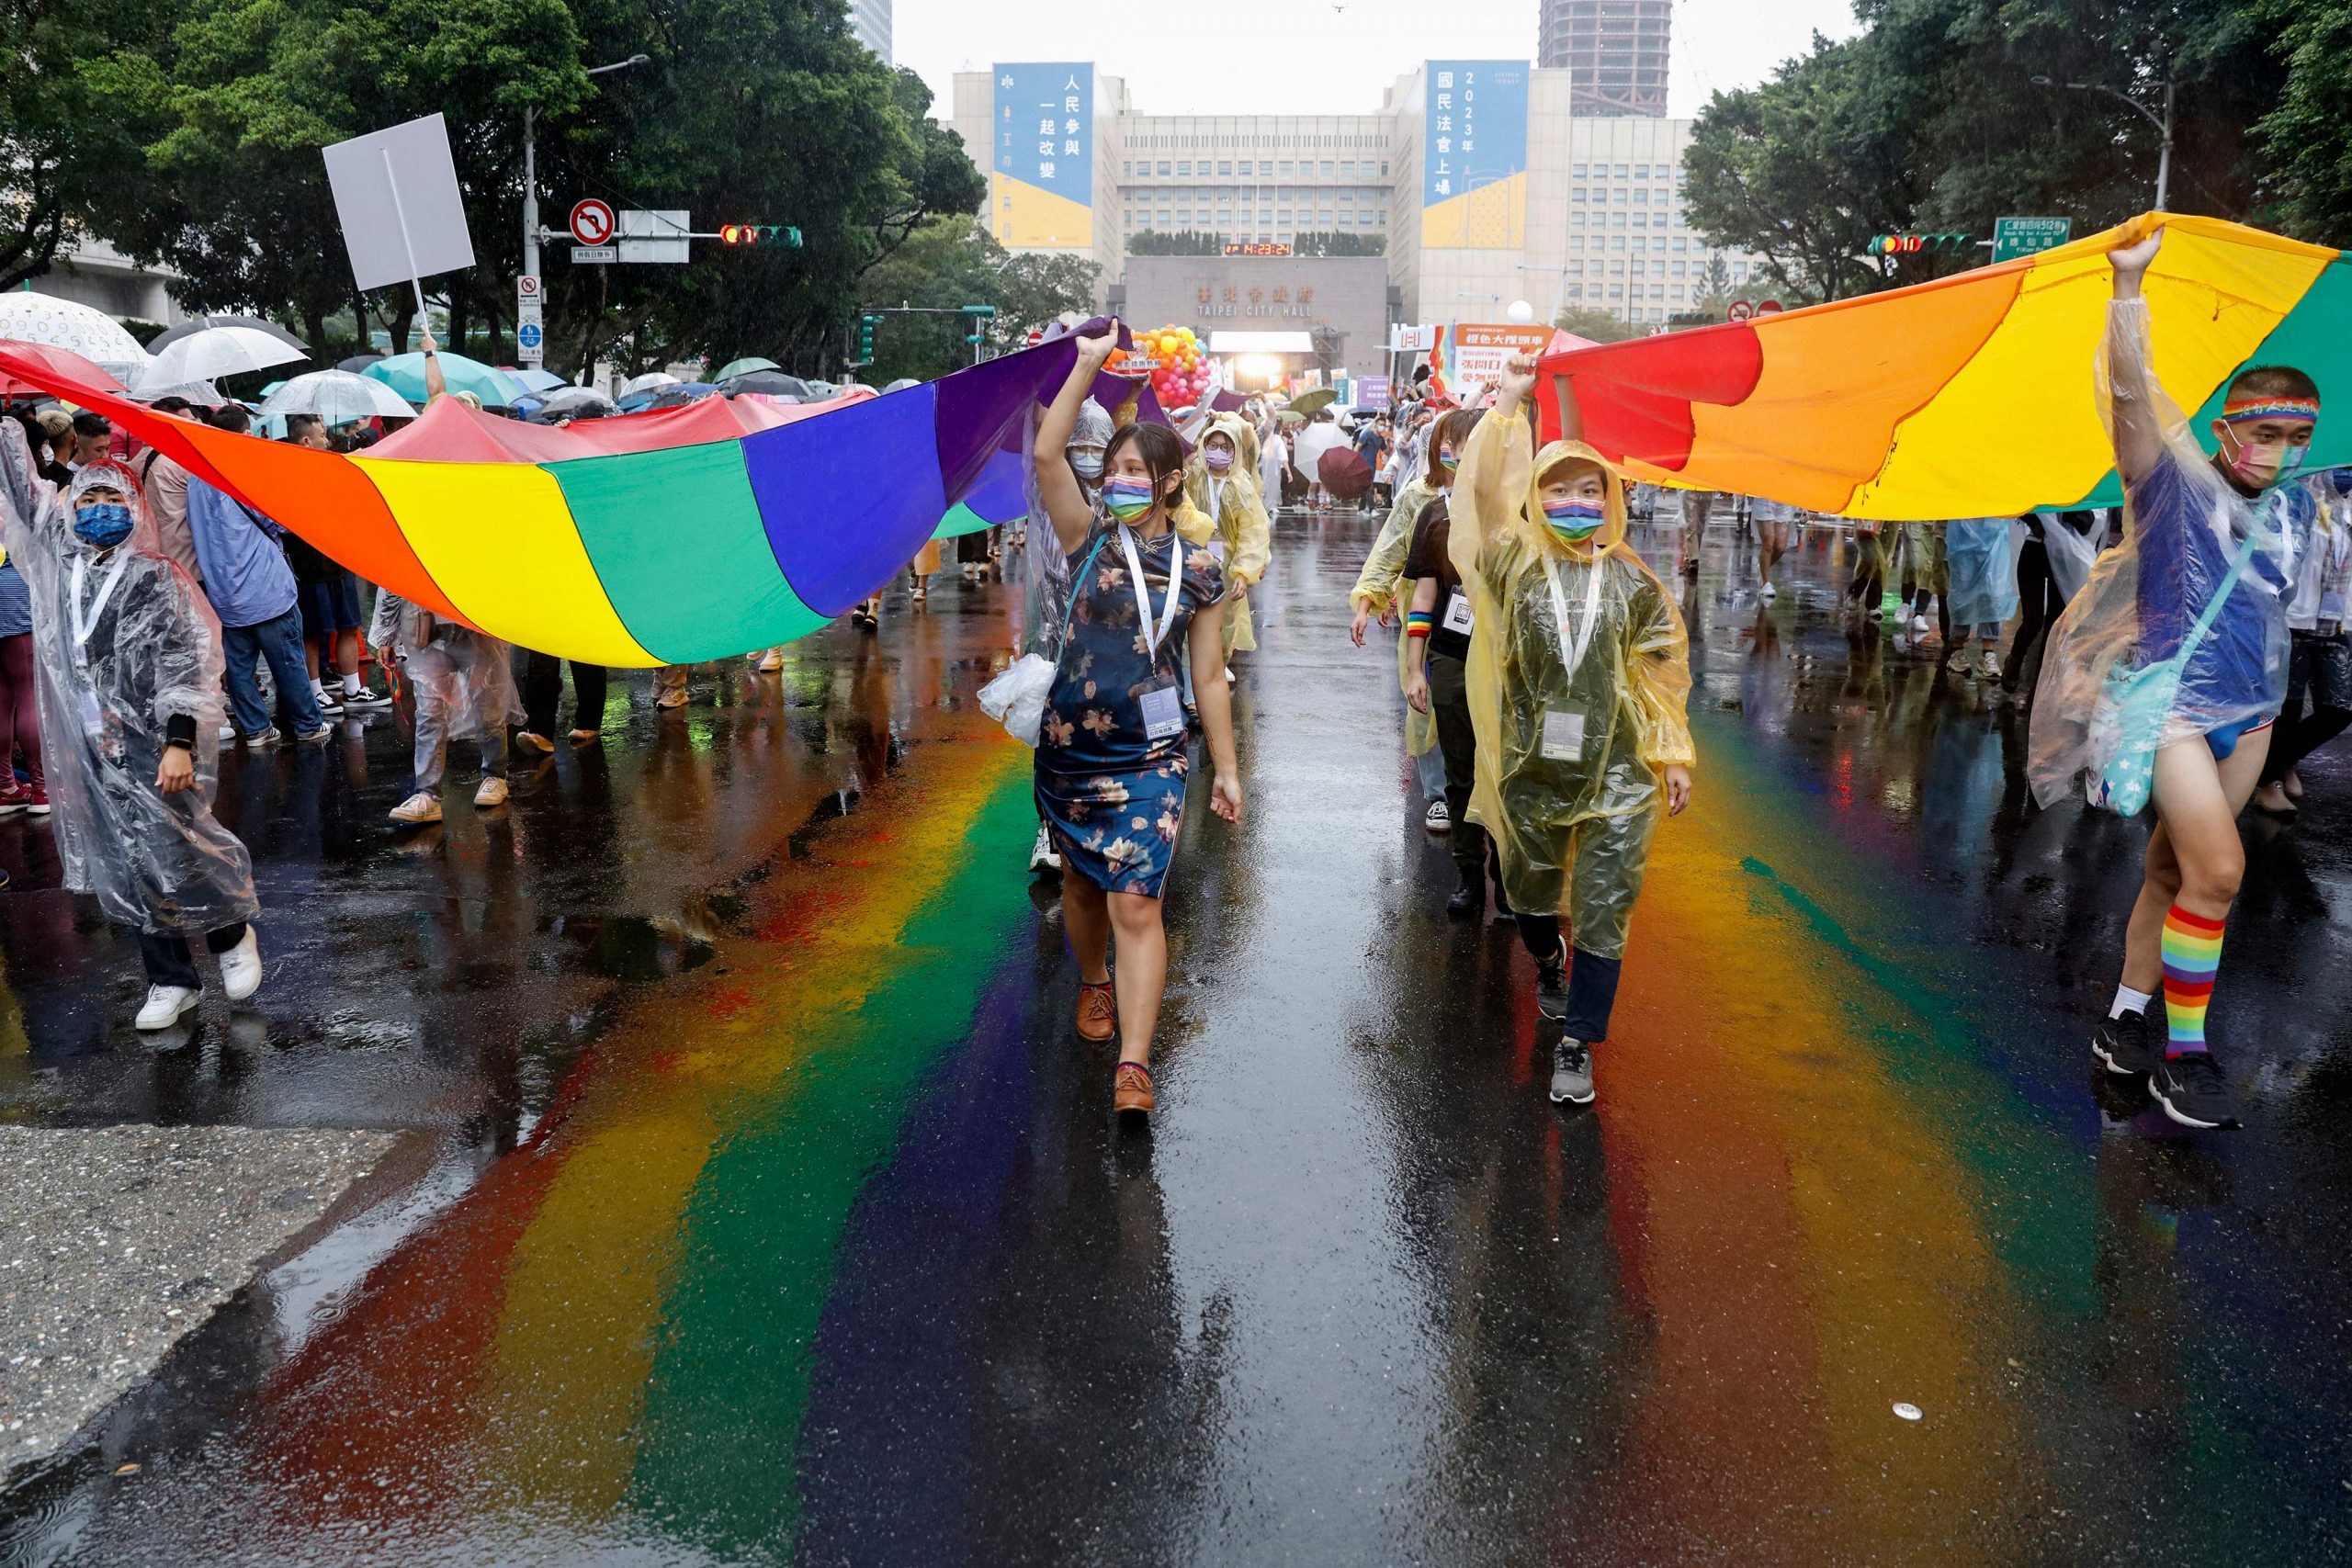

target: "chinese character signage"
[1442,323,1554,392]
[1421,60,1529,251]
[992,62,1093,250]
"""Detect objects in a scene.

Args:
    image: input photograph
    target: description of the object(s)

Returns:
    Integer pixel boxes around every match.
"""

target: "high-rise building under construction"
[1539,0,1671,118]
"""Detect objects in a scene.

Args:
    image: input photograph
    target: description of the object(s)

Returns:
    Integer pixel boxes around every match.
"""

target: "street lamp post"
[2030,73,2175,211]
[523,54,652,284]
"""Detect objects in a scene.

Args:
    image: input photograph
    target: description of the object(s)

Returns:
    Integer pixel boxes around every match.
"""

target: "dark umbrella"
[146,314,309,355]
[643,382,718,410]
[716,369,811,399]
[1318,446,1373,502]
[336,353,385,374]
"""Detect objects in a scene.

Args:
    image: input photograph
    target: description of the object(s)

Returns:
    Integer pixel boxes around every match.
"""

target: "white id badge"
[1138,682,1186,741]
[1442,590,1476,635]
[1541,708,1588,761]
[1206,537,1227,565]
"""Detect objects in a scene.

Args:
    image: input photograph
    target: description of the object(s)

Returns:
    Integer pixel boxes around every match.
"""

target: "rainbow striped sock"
[2160,904,2225,1057]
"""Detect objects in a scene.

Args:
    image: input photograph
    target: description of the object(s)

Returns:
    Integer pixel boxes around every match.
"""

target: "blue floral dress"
[1035,521,1225,897]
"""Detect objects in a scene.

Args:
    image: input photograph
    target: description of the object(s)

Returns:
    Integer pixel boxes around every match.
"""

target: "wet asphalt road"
[4,509,2352,1565]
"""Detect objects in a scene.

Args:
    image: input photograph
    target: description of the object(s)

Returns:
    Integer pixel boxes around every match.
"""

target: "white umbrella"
[134,380,226,406]
[0,293,151,381]
[256,369,413,423]
[620,371,679,397]
[138,325,305,390]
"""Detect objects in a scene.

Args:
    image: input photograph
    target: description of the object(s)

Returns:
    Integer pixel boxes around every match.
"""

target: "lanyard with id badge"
[1442,586,1476,636]
[1118,523,1189,743]
[1539,552,1607,763]
[68,549,131,745]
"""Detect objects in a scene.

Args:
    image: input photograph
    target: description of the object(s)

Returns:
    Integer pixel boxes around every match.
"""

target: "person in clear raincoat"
[369,585,523,826]
[2030,224,2319,1133]
[1349,416,1452,821]
[0,430,264,1029]
[1940,516,2020,681]
[1450,353,1694,1107]
[1182,411,1272,666]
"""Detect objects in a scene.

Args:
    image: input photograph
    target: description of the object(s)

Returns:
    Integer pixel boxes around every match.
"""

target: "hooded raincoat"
[1447,409,1694,957]
[0,434,258,934]
[1182,412,1272,654]
[2028,299,2303,808]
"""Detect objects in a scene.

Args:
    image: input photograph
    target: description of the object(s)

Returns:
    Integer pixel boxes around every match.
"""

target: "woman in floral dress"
[1033,325,1245,1115]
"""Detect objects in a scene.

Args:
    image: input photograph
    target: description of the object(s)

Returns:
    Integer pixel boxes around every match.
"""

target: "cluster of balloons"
[1136,325,1208,411]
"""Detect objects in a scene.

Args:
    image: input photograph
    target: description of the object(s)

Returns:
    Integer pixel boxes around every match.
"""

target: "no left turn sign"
[570,199,616,247]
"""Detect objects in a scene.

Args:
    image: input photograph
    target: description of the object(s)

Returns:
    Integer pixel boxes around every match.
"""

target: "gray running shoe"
[1550,1038,1595,1105]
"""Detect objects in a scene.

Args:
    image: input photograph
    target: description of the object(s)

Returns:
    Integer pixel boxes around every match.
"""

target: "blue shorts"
[299,571,364,637]
[2205,714,2276,761]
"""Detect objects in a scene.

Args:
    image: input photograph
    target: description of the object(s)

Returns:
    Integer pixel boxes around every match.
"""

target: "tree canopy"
[66,0,981,374]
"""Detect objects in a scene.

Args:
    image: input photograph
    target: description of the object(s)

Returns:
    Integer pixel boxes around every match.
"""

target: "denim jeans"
[221,607,321,737]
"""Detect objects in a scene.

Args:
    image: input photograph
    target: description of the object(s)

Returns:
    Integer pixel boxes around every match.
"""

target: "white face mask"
[1069,447,1106,481]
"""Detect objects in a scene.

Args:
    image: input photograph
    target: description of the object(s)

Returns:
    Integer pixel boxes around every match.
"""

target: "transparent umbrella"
[256,369,416,422]
[0,294,151,382]
[713,356,781,381]
[137,325,308,390]
[146,314,308,355]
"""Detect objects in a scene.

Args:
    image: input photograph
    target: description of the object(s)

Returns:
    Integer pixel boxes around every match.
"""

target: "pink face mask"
[1204,448,1233,472]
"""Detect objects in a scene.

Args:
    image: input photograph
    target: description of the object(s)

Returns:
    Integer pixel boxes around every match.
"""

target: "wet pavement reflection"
[4,511,2351,1564]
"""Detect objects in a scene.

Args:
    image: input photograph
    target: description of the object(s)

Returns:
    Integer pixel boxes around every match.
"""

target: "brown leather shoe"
[1076,979,1116,1042]
[1114,1061,1155,1115]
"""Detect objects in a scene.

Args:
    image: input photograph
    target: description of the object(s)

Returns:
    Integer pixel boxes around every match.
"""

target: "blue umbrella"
[362,350,523,408]
[508,367,567,393]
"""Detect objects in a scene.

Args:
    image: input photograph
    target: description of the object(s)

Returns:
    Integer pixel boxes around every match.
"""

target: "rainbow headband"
[2222,396,2321,425]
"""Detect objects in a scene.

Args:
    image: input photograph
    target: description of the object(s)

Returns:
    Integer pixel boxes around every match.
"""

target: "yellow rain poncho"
[1448,408,1694,956]
[1182,412,1272,653]
[1351,473,1440,619]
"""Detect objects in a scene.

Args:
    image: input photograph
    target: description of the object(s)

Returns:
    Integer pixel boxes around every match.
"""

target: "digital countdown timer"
[1223,243,1293,257]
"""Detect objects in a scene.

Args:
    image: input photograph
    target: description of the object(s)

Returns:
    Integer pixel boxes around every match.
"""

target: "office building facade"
[949,60,1767,336]
[850,0,891,66]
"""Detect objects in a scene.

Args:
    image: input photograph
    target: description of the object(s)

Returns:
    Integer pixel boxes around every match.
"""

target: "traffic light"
[854,312,882,363]
[719,223,802,247]
[1869,231,1971,256]
[963,304,995,346]
[961,305,997,317]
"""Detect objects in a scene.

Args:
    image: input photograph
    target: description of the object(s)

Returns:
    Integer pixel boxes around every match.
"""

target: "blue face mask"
[74,502,134,548]
[1543,499,1604,541]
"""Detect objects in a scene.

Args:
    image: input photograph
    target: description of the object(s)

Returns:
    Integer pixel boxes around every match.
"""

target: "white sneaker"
[1979,649,2003,682]
[1029,823,1062,874]
[1759,581,1778,600]
[1910,615,1930,635]
[1424,797,1453,833]
[218,927,263,1001]
[389,790,443,825]
[135,984,200,1031]
[217,722,238,743]
[474,776,509,808]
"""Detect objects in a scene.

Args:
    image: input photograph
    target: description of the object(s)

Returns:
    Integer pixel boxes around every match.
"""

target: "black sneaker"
[2091,1010,2159,1077]
[1535,939,1568,1021]
[2149,1050,2244,1131]
[343,688,394,711]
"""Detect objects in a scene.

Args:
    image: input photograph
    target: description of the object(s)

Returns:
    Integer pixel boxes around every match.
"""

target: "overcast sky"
[897,0,1861,121]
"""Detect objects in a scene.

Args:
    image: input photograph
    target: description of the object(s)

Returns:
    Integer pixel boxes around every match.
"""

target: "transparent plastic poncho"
[1942,518,2021,627]
[1182,412,1272,653]
[368,590,523,742]
[1448,410,1694,956]
[0,434,258,934]
[2029,299,2301,808]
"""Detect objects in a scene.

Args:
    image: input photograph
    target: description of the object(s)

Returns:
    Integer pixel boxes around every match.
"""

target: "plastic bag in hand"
[980,653,1058,747]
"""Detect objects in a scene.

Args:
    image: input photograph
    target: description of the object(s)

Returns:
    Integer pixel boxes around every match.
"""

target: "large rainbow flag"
[1534,212,2351,520]
[0,331,1159,667]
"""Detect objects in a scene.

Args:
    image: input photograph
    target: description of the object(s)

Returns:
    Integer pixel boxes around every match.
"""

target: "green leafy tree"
[856,217,1097,382]
[1290,231,1385,256]
[1125,229,1223,255]
[1,0,168,291]
[1552,306,1639,344]
[2256,0,2352,240]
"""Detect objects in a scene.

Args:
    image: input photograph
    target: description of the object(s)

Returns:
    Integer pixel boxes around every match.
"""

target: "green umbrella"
[361,350,523,408]
[1288,388,1338,417]
[714,355,781,381]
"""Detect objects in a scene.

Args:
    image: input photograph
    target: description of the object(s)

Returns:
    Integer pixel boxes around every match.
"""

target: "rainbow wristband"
[1405,611,1435,638]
